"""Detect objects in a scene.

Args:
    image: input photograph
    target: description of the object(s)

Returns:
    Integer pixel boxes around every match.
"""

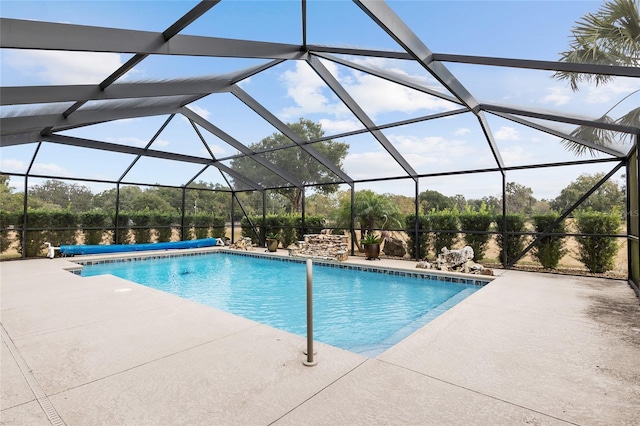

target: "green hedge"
[114,212,131,244]
[152,211,180,242]
[240,214,325,247]
[405,214,430,259]
[14,209,79,257]
[428,209,459,256]
[495,214,526,266]
[130,211,154,244]
[80,211,110,245]
[1,209,216,257]
[575,210,621,273]
[0,211,21,253]
[459,208,493,261]
[186,213,226,240]
[532,213,567,269]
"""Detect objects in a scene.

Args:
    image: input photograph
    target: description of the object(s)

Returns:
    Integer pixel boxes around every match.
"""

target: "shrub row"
[406,209,493,261]
[0,209,225,257]
[404,210,621,273]
[240,214,325,248]
[2,209,622,273]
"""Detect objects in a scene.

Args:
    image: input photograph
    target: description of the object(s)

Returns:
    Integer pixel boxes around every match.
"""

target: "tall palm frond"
[554,0,640,90]
[560,115,617,157]
[616,105,640,128]
[561,88,640,157]
[554,1,640,157]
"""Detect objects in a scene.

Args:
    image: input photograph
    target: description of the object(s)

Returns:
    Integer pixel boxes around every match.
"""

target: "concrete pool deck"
[1,248,639,425]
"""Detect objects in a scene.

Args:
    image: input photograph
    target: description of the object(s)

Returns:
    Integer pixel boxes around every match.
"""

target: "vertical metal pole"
[414,179,419,260]
[301,188,306,235]
[231,191,235,244]
[180,187,186,241]
[303,259,317,366]
[114,183,121,244]
[350,183,355,256]
[262,190,267,246]
[21,175,28,259]
[23,142,41,258]
[501,173,508,268]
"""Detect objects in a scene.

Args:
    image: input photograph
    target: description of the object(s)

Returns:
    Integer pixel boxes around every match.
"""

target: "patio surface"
[1,248,639,425]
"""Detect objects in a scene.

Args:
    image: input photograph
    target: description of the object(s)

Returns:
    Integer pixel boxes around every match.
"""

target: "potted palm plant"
[361,232,382,260]
[265,232,280,252]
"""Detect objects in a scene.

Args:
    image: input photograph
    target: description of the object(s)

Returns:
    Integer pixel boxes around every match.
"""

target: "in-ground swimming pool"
[80,252,486,356]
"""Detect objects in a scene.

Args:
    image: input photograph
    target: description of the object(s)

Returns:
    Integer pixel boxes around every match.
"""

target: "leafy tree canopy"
[419,190,454,213]
[28,179,93,212]
[0,175,23,212]
[230,118,348,212]
[550,172,625,213]
[504,182,537,215]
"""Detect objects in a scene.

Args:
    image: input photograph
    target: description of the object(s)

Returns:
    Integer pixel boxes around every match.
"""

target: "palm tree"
[553,0,640,156]
[331,190,403,252]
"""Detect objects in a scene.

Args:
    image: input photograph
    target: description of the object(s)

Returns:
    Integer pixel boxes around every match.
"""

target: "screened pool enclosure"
[1,0,638,292]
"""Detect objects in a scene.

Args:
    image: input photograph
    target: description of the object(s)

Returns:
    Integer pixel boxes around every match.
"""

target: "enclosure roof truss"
[1,0,639,192]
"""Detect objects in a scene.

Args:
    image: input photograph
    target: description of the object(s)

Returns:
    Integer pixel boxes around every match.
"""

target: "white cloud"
[280,61,347,118]
[584,77,640,105]
[0,158,28,173]
[200,144,227,157]
[342,72,456,118]
[454,128,470,136]
[499,146,533,165]
[541,86,571,106]
[389,134,470,168]
[343,151,406,179]
[186,105,211,120]
[4,50,125,85]
[319,118,362,133]
[279,59,456,120]
[494,126,521,141]
[1,159,69,177]
[153,139,170,147]
[236,76,252,88]
[31,162,69,175]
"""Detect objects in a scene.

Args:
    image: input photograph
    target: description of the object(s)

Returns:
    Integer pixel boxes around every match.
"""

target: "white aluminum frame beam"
[0,18,303,59]
[43,134,263,190]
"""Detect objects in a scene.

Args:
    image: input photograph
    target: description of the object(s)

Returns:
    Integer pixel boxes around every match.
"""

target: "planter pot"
[364,243,380,260]
[266,238,279,252]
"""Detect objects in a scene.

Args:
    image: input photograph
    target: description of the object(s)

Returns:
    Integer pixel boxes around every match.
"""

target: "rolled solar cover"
[59,238,219,256]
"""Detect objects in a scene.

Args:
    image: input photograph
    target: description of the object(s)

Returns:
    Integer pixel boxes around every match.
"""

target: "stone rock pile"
[230,237,254,251]
[289,234,349,262]
[416,246,493,276]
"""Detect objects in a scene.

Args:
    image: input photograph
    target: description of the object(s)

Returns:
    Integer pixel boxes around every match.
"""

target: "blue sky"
[1,0,637,200]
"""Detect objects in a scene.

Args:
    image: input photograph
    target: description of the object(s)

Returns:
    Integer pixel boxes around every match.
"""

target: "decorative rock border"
[289,234,349,262]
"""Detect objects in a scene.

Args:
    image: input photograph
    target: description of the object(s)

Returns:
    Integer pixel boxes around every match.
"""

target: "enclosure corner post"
[501,172,508,268]
[21,175,28,259]
[350,183,355,256]
[180,187,186,241]
[231,191,235,244]
[114,183,121,245]
[414,179,419,261]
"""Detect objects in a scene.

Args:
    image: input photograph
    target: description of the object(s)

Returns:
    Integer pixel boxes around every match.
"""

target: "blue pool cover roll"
[59,238,220,256]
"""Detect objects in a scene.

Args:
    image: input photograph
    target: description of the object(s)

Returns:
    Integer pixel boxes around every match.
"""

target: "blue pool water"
[80,252,483,356]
